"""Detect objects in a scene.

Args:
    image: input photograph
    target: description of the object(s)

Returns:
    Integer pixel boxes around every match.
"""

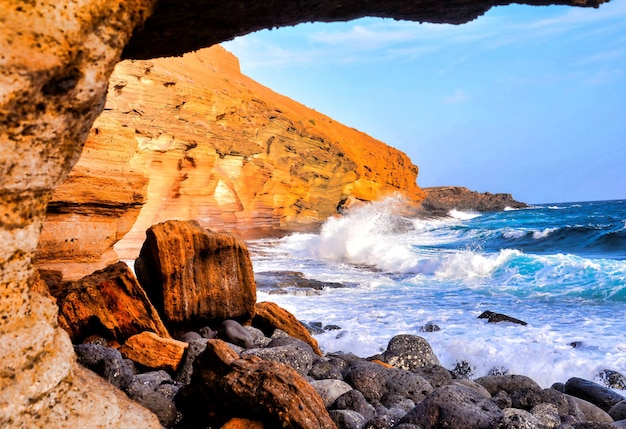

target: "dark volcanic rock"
[333,390,377,422]
[399,384,504,428]
[476,374,541,396]
[382,334,440,370]
[478,310,528,326]
[565,377,625,412]
[419,186,527,216]
[255,271,348,295]
[74,343,134,390]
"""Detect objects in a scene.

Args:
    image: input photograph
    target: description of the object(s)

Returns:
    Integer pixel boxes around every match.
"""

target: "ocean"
[248,197,626,388]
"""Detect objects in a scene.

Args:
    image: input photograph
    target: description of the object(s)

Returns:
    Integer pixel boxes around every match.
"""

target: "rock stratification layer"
[41,45,425,271]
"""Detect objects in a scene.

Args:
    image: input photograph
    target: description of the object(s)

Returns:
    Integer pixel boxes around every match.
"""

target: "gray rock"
[451,379,492,398]
[129,389,177,427]
[565,377,625,412]
[382,366,433,403]
[333,389,377,422]
[309,356,347,380]
[244,325,271,347]
[530,403,561,429]
[567,395,615,424]
[363,414,399,429]
[126,370,174,397]
[382,334,440,370]
[476,374,542,396]
[219,319,253,348]
[380,395,415,413]
[310,379,353,408]
[509,388,584,422]
[599,369,626,390]
[242,340,315,375]
[74,343,134,390]
[413,364,452,388]
[198,326,217,339]
[610,400,626,421]
[478,310,527,326]
[179,331,202,343]
[329,409,367,429]
[175,338,208,385]
[345,364,388,402]
[400,384,504,429]
[491,408,542,429]
[421,321,441,332]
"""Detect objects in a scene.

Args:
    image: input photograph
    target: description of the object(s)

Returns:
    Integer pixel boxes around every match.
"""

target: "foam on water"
[250,198,626,388]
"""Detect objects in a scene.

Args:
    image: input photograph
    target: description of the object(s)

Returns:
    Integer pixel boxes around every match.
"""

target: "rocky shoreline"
[41,219,626,429]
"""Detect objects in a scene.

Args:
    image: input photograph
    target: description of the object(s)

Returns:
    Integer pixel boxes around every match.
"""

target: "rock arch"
[0,0,606,426]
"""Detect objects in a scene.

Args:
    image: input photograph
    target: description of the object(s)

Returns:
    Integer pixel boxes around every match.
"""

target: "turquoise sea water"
[249,197,626,388]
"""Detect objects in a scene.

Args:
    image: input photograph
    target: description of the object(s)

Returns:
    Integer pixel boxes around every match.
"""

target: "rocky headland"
[418,186,528,217]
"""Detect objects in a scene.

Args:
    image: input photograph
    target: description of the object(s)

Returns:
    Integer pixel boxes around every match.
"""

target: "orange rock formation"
[37,45,424,278]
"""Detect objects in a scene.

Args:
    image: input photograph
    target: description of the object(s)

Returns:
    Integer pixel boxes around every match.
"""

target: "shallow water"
[249,197,626,388]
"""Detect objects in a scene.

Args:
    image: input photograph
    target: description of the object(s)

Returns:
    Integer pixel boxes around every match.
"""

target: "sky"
[223,2,626,204]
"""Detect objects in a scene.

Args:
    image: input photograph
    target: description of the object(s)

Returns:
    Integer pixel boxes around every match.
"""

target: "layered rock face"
[0,0,606,427]
[40,45,425,273]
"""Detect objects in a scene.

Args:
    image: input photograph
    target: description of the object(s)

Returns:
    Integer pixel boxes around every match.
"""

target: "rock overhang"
[122,0,608,60]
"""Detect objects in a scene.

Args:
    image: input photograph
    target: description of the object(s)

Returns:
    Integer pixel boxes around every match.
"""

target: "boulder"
[332,389,377,422]
[310,380,354,408]
[177,339,336,428]
[328,410,367,429]
[610,401,626,421]
[53,261,170,343]
[74,343,135,391]
[243,337,317,375]
[475,374,542,396]
[135,220,257,330]
[120,331,188,372]
[399,384,504,428]
[382,334,440,370]
[565,377,625,412]
[253,301,322,355]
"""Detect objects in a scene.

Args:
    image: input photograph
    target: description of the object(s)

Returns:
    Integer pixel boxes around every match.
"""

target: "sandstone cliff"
[37,45,425,276]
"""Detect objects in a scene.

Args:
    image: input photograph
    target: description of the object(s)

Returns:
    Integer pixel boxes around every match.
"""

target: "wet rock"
[177,339,335,428]
[419,187,527,216]
[54,261,170,343]
[530,403,561,428]
[381,334,440,371]
[333,390,377,422]
[310,379,354,407]
[452,360,475,379]
[74,343,134,390]
[245,325,272,347]
[509,388,583,422]
[421,321,441,332]
[599,369,626,390]
[567,396,615,424]
[478,310,528,326]
[400,384,504,429]
[382,367,433,404]
[329,410,367,429]
[129,389,178,427]
[565,377,625,412]
[253,301,322,355]
[255,271,348,295]
[413,364,453,388]
[135,220,257,330]
[119,331,188,372]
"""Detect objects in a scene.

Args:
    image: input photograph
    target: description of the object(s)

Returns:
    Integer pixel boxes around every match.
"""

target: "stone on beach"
[120,331,188,372]
[53,261,170,343]
[253,300,322,355]
[177,339,336,428]
[135,220,257,330]
[382,334,441,370]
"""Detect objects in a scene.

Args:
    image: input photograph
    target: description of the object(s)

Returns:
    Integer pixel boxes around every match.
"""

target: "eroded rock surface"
[419,186,528,216]
[135,220,257,331]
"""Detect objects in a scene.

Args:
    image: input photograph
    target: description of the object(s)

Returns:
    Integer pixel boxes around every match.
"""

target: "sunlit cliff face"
[0,0,607,426]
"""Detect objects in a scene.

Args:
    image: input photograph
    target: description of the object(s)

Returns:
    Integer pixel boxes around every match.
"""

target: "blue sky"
[223,2,626,204]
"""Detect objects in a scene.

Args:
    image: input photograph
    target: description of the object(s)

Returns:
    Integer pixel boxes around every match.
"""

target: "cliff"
[37,45,425,276]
